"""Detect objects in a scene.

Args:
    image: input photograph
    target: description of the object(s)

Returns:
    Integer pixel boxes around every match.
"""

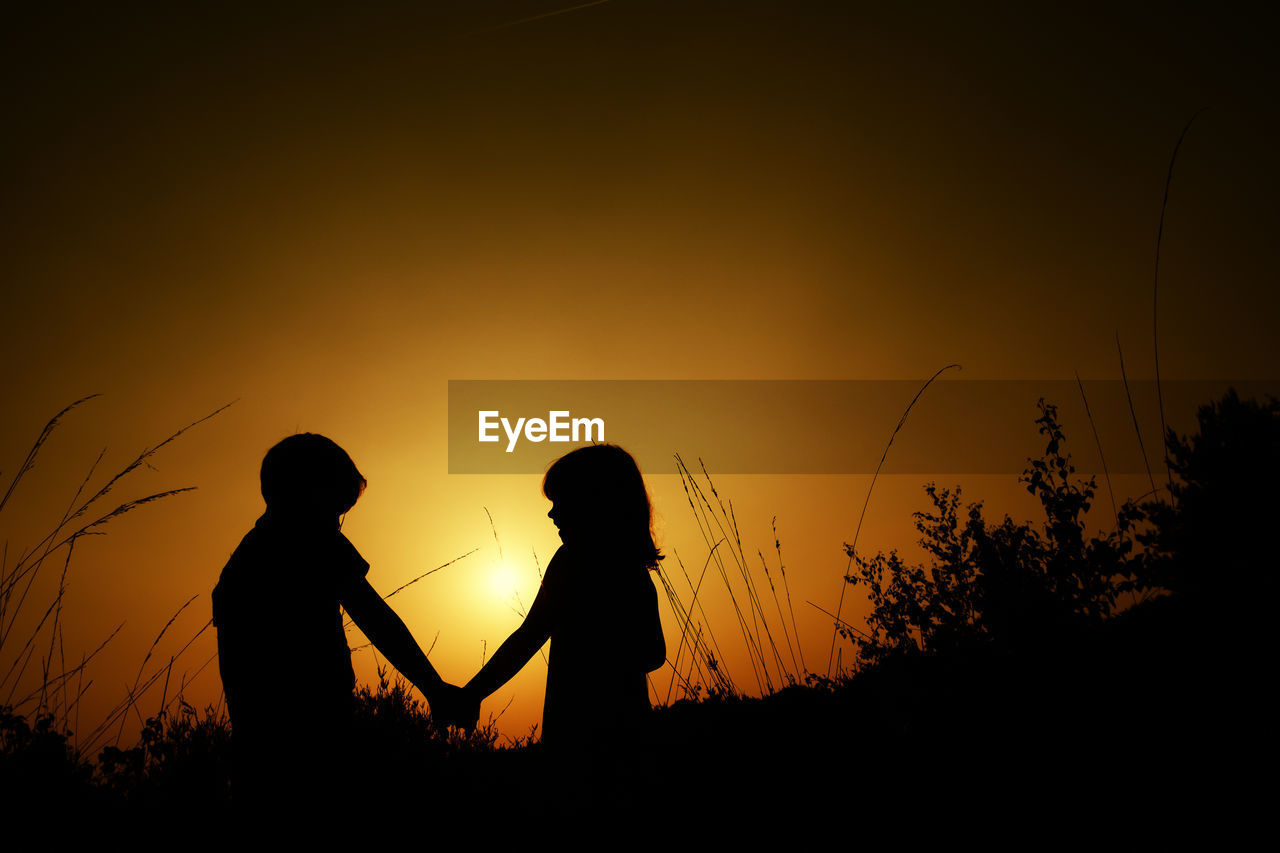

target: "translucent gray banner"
[447,380,1279,475]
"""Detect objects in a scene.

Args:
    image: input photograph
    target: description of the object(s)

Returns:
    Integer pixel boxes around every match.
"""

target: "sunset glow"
[2,2,1277,758]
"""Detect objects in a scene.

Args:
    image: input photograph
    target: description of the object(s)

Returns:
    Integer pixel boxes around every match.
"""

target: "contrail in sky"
[474,0,614,35]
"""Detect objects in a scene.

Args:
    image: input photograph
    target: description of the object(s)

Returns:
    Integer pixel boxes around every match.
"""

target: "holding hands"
[430,683,481,731]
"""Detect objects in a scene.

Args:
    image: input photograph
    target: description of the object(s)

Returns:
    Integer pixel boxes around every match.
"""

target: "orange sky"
[2,1,1278,746]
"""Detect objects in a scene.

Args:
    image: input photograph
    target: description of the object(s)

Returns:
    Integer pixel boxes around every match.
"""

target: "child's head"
[542,444,662,569]
[260,433,366,518]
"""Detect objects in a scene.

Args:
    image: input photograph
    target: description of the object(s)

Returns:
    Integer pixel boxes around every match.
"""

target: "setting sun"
[486,561,521,600]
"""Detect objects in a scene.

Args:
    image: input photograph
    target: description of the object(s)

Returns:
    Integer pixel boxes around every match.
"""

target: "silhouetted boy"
[212,433,463,813]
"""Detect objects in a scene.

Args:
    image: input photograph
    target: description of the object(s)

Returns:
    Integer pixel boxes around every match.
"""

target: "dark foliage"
[96,701,233,813]
[843,399,1146,666]
[1,706,96,812]
[1136,388,1280,608]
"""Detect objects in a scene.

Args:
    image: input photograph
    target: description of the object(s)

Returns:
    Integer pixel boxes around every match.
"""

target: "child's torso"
[213,516,369,718]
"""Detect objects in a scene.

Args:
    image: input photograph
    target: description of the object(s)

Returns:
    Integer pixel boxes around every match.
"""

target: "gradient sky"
[2,1,1277,744]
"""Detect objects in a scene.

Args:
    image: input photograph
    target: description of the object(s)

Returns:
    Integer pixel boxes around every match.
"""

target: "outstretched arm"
[341,576,448,703]
[465,584,553,701]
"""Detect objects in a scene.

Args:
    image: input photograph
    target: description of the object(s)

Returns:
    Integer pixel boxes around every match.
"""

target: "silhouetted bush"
[96,702,232,813]
[843,399,1148,666]
[1136,388,1280,609]
[1,705,96,811]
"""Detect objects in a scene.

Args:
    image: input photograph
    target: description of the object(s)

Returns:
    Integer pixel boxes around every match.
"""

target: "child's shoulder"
[213,527,263,624]
[215,522,368,591]
[331,532,370,579]
[543,543,616,587]
[541,545,576,587]
[217,525,266,582]
[545,543,587,573]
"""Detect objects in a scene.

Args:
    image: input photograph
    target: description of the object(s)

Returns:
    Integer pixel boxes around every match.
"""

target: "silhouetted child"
[212,433,462,813]
[462,444,666,806]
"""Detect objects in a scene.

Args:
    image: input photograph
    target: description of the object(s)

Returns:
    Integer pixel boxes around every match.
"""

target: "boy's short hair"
[260,433,366,514]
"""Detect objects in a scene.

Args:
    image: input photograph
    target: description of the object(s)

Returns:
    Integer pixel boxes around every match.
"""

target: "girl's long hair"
[542,444,662,570]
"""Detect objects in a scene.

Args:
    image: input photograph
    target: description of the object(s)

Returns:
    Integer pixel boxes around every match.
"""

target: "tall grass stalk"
[1116,333,1159,499]
[1153,108,1207,493]
[676,455,787,693]
[0,396,231,770]
[657,547,735,697]
[78,618,216,758]
[706,460,791,687]
[758,543,800,680]
[675,458,765,693]
[807,600,875,645]
[113,594,200,746]
[774,518,806,673]
[659,543,728,702]
[1075,371,1119,525]
[827,363,960,677]
[664,456,813,700]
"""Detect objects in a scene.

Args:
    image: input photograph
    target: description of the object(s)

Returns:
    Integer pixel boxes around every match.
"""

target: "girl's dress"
[522,544,666,747]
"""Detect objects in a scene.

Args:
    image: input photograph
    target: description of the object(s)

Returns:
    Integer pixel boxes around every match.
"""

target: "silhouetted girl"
[463,444,666,750]
[212,433,462,811]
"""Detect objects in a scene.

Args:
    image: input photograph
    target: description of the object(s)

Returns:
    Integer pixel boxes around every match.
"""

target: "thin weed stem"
[1117,332,1159,499]
[1075,371,1118,525]
[827,363,960,677]
[1153,109,1207,492]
